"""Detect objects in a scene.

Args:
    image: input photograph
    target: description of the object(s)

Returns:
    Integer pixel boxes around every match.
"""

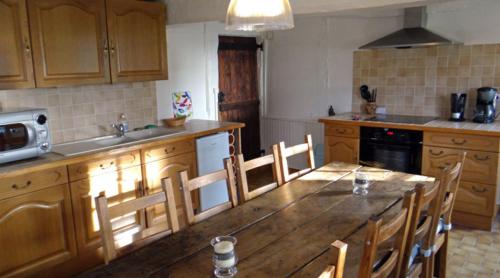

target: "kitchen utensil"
[360,85,371,101]
[449,93,466,122]
[473,87,498,123]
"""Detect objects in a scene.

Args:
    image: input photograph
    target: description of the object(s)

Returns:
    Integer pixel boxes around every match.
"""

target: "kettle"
[449,93,466,122]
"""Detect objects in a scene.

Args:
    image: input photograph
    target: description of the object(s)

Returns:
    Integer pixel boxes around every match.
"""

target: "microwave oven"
[0,108,51,164]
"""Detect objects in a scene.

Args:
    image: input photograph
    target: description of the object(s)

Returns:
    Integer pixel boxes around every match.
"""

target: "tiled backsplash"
[352,44,500,118]
[0,82,158,144]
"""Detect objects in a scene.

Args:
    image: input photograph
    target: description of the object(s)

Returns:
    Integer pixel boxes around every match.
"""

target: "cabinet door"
[324,136,359,164]
[454,181,496,217]
[144,152,197,229]
[27,0,110,87]
[70,165,143,254]
[106,0,167,83]
[0,184,77,277]
[0,0,35,89]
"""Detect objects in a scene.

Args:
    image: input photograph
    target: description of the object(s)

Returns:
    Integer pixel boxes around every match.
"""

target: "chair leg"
[422,255,433,278]
[436,234,448,278]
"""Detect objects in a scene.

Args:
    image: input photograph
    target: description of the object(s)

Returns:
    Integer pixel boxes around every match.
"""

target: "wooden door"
[106,0,167,83]
[0,184,77,277]
[27,0,110,87]
[0,0,35,89]
[324,136,359,164]
[143,152,197,229]
[70,165,143,254]
[218,36,261,160]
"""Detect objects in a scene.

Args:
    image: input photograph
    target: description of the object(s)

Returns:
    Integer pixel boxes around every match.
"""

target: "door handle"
[218,91,225,103]
[472,185,487,193]
[473,154,490,161]
[451,138,467,145]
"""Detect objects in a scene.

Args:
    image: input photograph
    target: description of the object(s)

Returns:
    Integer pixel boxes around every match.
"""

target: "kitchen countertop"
[0,119,244,179]
[319,113,500,137]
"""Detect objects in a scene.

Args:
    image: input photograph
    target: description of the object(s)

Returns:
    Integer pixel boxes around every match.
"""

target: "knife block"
[365,102,377,115]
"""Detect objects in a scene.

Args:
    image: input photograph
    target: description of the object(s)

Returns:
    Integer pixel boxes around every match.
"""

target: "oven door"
[359,140,422,174]
[0,123,34,152]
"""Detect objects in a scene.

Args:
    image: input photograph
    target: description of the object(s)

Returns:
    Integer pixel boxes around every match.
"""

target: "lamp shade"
[225,0,294,32]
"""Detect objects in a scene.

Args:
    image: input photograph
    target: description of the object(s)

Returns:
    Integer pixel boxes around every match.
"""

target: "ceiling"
[161,0,456,24]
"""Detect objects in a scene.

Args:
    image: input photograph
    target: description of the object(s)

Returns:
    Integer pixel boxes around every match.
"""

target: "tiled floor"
[448,217,500,277]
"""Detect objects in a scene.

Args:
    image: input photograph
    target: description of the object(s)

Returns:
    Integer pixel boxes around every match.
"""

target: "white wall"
[427,0,500,45]
[266,15,403,120]
[156,22,260,121]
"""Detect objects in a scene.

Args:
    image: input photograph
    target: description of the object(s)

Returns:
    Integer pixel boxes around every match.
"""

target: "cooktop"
[365,114,437,125]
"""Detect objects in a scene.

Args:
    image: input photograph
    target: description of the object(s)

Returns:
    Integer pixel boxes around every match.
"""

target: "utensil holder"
[365,102,377,115]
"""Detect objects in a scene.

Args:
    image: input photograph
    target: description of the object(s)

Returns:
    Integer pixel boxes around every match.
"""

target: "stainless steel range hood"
[359,7,458,49]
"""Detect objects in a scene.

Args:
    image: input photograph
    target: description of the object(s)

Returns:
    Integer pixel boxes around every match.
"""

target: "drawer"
[454,182,496,217]
[422,146,499,185]
[424,132,500,152]
[0,166,68,200]
[142,139,195,163]
[325,124,359,138]
[68,151,140,182]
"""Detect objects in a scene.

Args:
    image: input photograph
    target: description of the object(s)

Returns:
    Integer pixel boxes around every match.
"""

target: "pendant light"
[225,0,294,32]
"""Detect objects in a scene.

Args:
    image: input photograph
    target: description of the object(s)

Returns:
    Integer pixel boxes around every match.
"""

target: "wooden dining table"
[82,162,434,278]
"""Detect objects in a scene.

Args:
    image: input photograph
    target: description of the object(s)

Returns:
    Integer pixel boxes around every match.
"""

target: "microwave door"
[0,123,31,151]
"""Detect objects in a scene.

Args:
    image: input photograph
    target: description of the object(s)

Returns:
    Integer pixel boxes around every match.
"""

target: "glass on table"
[352,170,370,196]
[211,236,238,278]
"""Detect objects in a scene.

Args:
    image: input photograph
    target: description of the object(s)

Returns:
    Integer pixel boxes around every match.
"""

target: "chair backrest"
[319,240,348,278]
[277,134,315,183]
[95,179,179,264]
[421,152,466,258]
[236,145,283,202]
[401,181,442,275]
[179,158,238,225]
[359,190,415,278]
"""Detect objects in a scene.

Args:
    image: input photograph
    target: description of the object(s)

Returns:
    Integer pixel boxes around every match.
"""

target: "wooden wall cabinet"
[106,0,168,83]
[27,0,111,87]
[0,0,35,89]
[0,183,77,277]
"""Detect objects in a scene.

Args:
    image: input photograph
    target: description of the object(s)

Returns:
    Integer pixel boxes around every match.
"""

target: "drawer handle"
[438,162,452,170]
[429,149,444,156]
[165,147,176,154]
[451,138,467,145]
[99,161,115,169]
[12,181,32,190]
[472,186,487,193]
[336,128,346,134]
[473,154,490,161]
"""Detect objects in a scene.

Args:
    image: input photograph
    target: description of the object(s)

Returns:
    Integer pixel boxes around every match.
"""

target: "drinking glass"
[353,171,370,196]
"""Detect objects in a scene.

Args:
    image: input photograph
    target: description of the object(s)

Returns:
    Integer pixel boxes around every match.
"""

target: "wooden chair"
[422,152,466,278]
[235,145,283,203]
[359,190,415,278]
[319,240,348,278]
[277,134,315,183]
[179,158,238,225]
[95,179,179,264]
[400,181,442,278]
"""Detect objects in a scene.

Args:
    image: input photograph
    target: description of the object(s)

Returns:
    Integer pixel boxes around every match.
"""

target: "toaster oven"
[0,108,51,164]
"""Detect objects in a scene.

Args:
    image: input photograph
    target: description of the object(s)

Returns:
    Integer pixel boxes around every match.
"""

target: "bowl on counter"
[162,116,187,127]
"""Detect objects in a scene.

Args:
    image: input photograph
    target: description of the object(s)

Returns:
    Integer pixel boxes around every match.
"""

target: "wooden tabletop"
[81,162,433,278]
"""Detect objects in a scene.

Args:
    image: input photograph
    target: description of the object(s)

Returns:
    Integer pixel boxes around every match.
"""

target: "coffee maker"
[449,93,467,122]
[473,87,499,124]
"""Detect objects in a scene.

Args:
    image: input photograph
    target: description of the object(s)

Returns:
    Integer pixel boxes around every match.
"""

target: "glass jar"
[211,236,238,277]
[353,171,370,196]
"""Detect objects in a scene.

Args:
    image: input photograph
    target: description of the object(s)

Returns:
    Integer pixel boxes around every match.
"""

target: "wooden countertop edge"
[318,118,500,137]
[0,122,245,179]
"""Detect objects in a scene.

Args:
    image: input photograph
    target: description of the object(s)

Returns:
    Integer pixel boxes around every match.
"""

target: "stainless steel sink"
[52,127,185,156]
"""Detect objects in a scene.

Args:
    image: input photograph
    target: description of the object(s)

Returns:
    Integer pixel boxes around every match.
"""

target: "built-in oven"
[359,126,423,174]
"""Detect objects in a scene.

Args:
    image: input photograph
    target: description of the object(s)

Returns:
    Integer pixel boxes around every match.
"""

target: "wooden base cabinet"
[324,136,359,164]
[70,165,144,255]
[0,184,77,277]
[143,152,197,229]
[423,134,500,230]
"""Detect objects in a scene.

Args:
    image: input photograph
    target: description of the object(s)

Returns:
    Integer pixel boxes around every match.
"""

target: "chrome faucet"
[111,123,126,137]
